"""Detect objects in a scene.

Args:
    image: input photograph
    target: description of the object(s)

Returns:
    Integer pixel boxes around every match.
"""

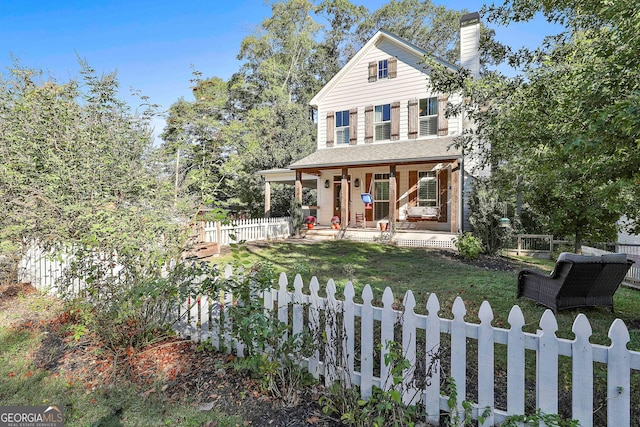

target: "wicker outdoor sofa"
[517,252,635,313]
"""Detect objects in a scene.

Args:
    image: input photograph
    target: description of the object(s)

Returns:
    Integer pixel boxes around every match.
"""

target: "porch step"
[302,228,340,241]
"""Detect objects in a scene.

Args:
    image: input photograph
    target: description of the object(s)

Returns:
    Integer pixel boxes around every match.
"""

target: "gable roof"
[309,29,458,107]
[289,138,462,171]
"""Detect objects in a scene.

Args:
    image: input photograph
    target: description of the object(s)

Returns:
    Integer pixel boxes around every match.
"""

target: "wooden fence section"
[617,244,640,284]
[583,245,640,286]
[203,217,290,245]
[177,270,640,426]
[504,234,569,256]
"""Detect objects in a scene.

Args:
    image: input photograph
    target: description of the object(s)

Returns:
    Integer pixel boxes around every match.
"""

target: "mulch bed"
[2,283,339,426]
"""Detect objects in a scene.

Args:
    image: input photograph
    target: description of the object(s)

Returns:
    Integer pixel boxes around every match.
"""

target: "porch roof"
[288,138,462,171]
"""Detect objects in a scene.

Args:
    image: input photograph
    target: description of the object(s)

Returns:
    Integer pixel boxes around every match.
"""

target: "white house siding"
[316,37,462,149]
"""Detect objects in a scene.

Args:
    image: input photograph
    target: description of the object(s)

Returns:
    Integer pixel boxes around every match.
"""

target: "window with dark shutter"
[408,99,418,139]
[368,61,377,83]
[349,108,358,145]
[408,171,418,207]
[438,168,448,222]
[388,57,397,79]
[438,95,449,136]
[364,105,374,143]
[326,111,335,147]
[391,101,400,140]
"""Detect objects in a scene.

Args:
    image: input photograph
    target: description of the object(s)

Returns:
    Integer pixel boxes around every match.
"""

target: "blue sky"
[0,0,561,139]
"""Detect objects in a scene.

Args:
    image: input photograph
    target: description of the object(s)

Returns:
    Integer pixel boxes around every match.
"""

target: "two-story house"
[261,13,480,236]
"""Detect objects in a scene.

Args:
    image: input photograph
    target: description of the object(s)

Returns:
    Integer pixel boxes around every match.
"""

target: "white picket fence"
[176,268,640,427]
[17,245,131,293]
[202,217,291,245]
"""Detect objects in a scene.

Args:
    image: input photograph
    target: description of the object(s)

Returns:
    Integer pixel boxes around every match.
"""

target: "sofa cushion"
[557,252,600,263]
[557,252,628,263]
[407,206,438,217]
[601,253,628,263]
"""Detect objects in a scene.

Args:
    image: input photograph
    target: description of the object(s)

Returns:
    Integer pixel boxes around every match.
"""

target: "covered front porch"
[287,138,465,234]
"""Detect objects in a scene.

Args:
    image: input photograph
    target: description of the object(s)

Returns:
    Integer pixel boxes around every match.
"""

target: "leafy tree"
[313,0,368,80]
[0,60,185,280]
[223,101,316,216]
[161,74,231,207]
[467,178,516,254]
[236,0,322,106]
[428,1,640,251]
[354,0,479,65]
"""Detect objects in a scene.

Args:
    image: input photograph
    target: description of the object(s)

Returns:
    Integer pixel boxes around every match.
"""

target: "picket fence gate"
[202,217,291,245]
[176,267,640,427]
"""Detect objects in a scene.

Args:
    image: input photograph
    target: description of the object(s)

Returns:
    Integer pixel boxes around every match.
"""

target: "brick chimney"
[460,12,480,78]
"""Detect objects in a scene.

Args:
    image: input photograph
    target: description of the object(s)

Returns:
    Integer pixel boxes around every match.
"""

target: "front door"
[333,182,350,223]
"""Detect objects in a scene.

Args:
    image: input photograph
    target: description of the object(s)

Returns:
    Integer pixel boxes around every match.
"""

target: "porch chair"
[517,252,634,313]
[355,212,366,229]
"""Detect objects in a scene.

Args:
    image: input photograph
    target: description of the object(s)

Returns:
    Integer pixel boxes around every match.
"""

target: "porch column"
[389,165,397,228]
[295,171,303,202]
[341,167,349,225]
[264,180,271,218]
[451,160,460,233]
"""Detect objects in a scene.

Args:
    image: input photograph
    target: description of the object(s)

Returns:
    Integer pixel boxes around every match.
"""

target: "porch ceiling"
[288,138,462,172]
[255,168,318,188]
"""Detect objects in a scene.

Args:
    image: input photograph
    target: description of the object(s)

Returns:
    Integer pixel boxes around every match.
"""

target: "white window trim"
[374,104,391,141]
[378,59,388,79]
[335,110,350,145]
[418,171,437,207]
[419,97,438,137]
[373,173,390,220]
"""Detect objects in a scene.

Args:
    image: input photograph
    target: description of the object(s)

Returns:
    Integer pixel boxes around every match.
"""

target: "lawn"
[216,240,640,423]
[216,240,640,350]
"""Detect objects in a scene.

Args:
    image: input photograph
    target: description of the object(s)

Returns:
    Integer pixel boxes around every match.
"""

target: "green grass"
[218,240,640,350]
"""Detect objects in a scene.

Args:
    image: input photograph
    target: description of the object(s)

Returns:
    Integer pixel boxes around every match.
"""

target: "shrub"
[289,198,304,236]
[468,179,516,254]
[454,233,482,260]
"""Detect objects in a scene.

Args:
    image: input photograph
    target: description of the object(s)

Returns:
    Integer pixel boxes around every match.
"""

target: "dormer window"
[378,59,388,79]
[335,110,350,144]
[419,97,438,136]
[374,104,391,141]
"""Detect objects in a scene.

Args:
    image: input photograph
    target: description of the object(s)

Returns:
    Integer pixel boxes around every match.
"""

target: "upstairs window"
[374,104,391,141]
[419,97,438,136]
[418,171,437,206]
[368,58,397,82]
[335,110,350,144]
[378,59,388,79]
